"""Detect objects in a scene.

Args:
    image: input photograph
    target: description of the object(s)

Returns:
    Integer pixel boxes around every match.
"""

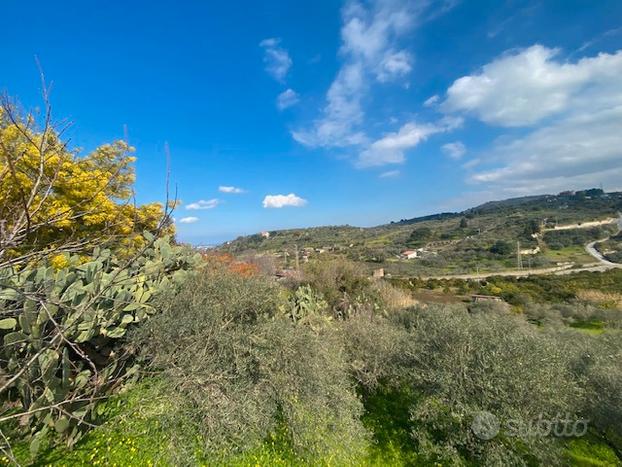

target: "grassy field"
[543,245,596,265]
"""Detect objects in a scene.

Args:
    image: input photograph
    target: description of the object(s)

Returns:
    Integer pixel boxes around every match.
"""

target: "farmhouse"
[401,248,436,259]
[401,249,419,259]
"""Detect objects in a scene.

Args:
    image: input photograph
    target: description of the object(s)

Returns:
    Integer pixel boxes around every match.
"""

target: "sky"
[2,0,622,244]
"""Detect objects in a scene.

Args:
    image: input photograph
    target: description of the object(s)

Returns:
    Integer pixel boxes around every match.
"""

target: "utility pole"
[294,244,300,272]
[516,241,523,270]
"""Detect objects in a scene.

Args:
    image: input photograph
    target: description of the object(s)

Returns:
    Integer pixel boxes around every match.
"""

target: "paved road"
[582,212,622,269]
[417,213,622,280]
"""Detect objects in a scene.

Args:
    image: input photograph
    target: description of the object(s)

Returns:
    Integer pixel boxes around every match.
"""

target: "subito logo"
[471,411,500,440]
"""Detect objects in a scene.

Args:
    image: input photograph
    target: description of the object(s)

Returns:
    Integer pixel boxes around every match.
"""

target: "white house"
[401,250,419,259]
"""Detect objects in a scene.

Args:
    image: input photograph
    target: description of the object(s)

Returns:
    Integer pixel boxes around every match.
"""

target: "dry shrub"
[576,289,622,309]
[372,279,419,311]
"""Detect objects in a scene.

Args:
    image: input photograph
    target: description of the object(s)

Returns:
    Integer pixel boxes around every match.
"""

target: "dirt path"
[419,264,575,280]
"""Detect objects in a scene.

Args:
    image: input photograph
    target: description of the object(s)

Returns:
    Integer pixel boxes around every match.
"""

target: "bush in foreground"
[132,267,369,464]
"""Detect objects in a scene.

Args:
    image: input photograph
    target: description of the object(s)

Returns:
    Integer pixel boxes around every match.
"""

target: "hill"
[220,189,622,276]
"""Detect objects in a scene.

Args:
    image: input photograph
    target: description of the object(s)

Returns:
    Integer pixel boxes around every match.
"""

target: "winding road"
[417,213,622,280]
[581,212,622,270]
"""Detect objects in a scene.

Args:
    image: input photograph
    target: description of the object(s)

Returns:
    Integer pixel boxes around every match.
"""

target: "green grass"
[360,387,419,466]
[544,245,595,265]
[9,381,174,466]
[565,437,622,466]
[570,320,607,335]
[6,381,411,466]
[8,380,621,466]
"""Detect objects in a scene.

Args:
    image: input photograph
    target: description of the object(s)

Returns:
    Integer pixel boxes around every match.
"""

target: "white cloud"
[377,50,412,82]
[262,193,307,208]
[292,61,368,147]
[292,0,424,148]
[186,199,220,210]
[178,216,199,224]
[259,38,292,82]
[379,169,400,178]
[444,45,622,193]
[469,106,622,189]
[276,88,299,110]
[443,45,622,127]
[441,141,466,159]
[218,186,245,194]
[357,116,462,167]
[423,94,439,107]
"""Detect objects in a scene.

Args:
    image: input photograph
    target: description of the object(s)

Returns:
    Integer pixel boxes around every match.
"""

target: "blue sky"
[2,1,622,244]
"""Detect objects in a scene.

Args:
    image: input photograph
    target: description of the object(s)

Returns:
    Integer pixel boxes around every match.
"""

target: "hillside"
[221,189,622,276]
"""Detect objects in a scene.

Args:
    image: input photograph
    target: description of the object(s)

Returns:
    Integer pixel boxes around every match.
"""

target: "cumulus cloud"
[441,141,466,159]
[292,0,425,148]
[443,45,622,127]
[357,116,462,167]
[260,38,292,82]
[446,46,622,193]
[178,216,199,224]
[218,186,245,194]
[276,88,299,110]
[262,193,307,208]
[186,199,220,210]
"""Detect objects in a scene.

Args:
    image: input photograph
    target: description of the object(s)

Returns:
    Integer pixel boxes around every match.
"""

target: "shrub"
[490,240,513,256]
[571,331,622,454]
[340,314,411,391]
[399,305,584,464]
[301,258,380,319]
[132,267,369,464]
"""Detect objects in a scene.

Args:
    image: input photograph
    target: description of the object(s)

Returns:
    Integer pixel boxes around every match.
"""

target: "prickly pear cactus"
[282,285,331,330]
[0,234,201,452]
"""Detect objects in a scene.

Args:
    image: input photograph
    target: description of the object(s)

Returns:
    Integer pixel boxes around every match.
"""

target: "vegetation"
[0,99,171,268]
[2,94,622,465]
[544,226,615,250]
[222,190,622,277]
[0,95,192,462]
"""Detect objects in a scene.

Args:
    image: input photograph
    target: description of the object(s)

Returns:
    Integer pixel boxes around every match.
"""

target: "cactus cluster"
[282,285,331,329]
[0,234,201,453]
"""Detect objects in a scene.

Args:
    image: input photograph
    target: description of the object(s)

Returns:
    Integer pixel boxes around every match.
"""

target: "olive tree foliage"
[132,268,370,465]
[398,306,584,465]
[571,330,622,457]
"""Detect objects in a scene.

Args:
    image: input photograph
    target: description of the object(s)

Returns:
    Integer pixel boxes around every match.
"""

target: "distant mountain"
[393,189,621,225]
[220,189,622,275]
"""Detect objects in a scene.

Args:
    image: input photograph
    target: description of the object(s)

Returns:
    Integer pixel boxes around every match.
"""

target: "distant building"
[401,250,419,259]
[260,231,271,238]
[401,248,436,259]
[372,268,385,278]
